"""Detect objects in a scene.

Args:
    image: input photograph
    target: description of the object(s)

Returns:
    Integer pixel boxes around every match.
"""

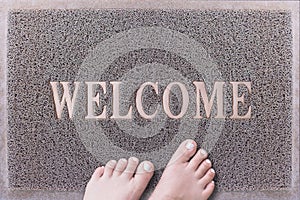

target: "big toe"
[168,139,197,166]
[90,166,105,182]
[132,161,154,197]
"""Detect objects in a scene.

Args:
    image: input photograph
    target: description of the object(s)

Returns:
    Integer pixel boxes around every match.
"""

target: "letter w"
[50,82,80,119]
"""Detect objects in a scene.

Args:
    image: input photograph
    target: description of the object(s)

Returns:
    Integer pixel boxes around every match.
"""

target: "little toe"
[113,158,128,176]
[90,166,105,182]
[202,181,215,199]
[168,139,197,166]
[199,168,215,187]
[123,157,139,178]
[188,148,208,170]
[133,161,154,198]
[103,160,117,177]
[195,159,212,179]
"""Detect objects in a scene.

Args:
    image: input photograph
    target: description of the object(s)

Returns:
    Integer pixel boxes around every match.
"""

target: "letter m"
[50,82,80,119]
[193,82,225,118]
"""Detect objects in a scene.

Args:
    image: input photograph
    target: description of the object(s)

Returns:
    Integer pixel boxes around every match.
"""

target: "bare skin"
[83,157,154,200]
[149,139,215,200]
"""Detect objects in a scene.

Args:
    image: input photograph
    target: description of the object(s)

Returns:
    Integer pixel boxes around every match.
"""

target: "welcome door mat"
[7,10,292,193]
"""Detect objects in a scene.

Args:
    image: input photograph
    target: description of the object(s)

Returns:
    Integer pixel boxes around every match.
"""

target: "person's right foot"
[149,139,215,200]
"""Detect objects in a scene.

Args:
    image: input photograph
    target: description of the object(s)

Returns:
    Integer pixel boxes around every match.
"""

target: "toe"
[123,157,139,178]
[168,139,197,166]
[188,148,208,170]
[103,160,117,177]
[113,158,128,176]
[133,161,154,198]
[199,168,215,187]
[195,159,212,179]
[202,181,215,199]
[90,166,105,181]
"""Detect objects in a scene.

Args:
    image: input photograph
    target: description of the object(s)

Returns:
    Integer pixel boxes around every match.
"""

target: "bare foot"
[149,139,215,200]
[84,157,154,200]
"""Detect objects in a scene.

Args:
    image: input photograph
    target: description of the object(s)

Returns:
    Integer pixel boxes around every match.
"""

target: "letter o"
[163,82,189,119]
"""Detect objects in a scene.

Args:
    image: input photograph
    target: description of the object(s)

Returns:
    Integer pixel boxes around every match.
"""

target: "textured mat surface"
[7,10,292,195]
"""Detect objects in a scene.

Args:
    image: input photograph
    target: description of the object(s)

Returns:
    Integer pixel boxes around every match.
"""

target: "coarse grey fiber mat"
[7,10,292,197]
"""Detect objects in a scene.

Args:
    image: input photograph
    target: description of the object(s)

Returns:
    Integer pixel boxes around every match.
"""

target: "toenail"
[200,149,207,155]
[108,160,117,167]
[143,163,152,172]
[185,142,195,150]
[205,159,211,165]
[120,158,127,163]
[210,168,215,174]
[131,157,139,162]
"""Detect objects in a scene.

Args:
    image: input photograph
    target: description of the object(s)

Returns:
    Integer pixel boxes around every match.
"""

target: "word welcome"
[50,81,251,119]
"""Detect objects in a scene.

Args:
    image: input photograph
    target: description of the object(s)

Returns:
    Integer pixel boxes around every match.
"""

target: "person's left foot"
[84,157,154,200]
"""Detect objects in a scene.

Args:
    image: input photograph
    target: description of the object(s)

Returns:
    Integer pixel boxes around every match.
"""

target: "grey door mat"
[7,10,293,196]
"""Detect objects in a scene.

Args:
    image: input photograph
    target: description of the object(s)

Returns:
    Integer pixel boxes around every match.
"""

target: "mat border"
[0,1,299,200]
